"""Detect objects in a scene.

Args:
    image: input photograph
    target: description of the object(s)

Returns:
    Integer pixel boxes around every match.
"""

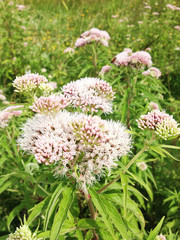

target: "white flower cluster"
[62,77,115,114]
[19,111,131,186]
[6,225,37,240]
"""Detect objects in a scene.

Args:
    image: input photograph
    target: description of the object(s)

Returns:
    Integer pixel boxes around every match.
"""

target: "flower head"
[16,4,25,10]
[30,95,69,114]
[99,65,112,75]
[156,234,166,240]
[64,47,75,53]
[137,110,180,140]
[137,162,147,171]
[6,225,37,240]
[142,67,161,79]
[13,73,48,93]
[129,51,152,68]
[0,105,24,128]
[19,111,131,185]
[75,28,110,48]
[62,77,115,114]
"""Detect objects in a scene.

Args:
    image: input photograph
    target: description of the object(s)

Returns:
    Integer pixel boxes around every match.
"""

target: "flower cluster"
[19,111,131,186]
[6,225,37,240]
[99,65,112,76]
[13,73,48,93]
[0,89,6,102]
[137,162,147,171]
[166,4,180,11]
[137,108,180,140]
[112,48,152,68]
[64,47,75,53]
[30,95,69,114]
[62,77,115,113]
[156,234,166,240]
[75,28,110,47]
[174,25,180,31]
[0,105,24,128]
[142,67,161,79]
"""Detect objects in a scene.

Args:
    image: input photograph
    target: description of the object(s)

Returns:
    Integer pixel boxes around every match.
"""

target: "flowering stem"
[83,186,96,220]
[83,186,99,240]
[98,145,148,193]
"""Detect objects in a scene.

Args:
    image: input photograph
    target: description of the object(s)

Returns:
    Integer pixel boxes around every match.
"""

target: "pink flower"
[21,26,26,30]
[13,73,48,93]
[75,38,87,47]
[144,6,151,9]
[142,67,161,78]
[75,28,110,48]
[113,51,131,66]
[48,82,57,89]
[0,105,24,128]
[62,77,115,114]
[138,21,143,24]
[174,26,180,31]
[64,47,75,54]
[149,102,159,110]
[30,95,69,114]
[0,94,6,101]
[8,1,14,5]
[16,4,25,10]
[24,42,28,47]
[119,19,124,23]
[166,4,177,10]
[99,65,112,75]
[153,12,159,15]
[111,15,118,18]
[137,162,147,171]
[130,51,152,67]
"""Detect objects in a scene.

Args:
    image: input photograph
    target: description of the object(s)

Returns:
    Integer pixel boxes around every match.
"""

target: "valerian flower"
[18,111,131,186]
[6,225,38,240]
[30,95,69,114]
[75,28,110,47]
[137,109,180,140]
[62,77,115,114]
[142,67,161,79]
[13,73,48,93]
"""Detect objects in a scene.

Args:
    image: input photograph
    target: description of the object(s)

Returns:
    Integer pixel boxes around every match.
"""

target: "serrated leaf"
[102,196,129,239]
[147,216,165,240]
[105,193,145,229]
[50,187,74,240]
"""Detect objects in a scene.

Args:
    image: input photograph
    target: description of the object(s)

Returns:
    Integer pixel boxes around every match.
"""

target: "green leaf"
[159,144,180,150]
[78,218,104,230]
[44,184,64,230]
[37,231,50,238]
[147,216,165,240]
[76,229,83,240]
[27,197,50,225]
[89,188,118,240]
[150,146,166,158]
[120,173,128,218]
[7,201,27,230]
[50,187,74,240]
[0,235,9,240]
[102,196,129,239]
[105,193,145,229]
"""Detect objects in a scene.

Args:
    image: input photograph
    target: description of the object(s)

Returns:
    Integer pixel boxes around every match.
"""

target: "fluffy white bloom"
[75,28,110,48]
[137,110,180,140]
[0,105,24,128]
[142,67,161,79]
[19,111,131,185]
[137,162,147,170]
[6,225,37,240]
[62,77,115,114]
[30,95,69,114]
[13,73,48,93]
[156,234,166,240]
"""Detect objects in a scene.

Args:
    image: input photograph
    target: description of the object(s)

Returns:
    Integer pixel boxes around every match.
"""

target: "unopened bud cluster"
[137,105,180,140]
[6,225,38,240]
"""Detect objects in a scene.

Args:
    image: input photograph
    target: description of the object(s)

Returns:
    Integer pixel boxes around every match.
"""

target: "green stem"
[83,186,96,220]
